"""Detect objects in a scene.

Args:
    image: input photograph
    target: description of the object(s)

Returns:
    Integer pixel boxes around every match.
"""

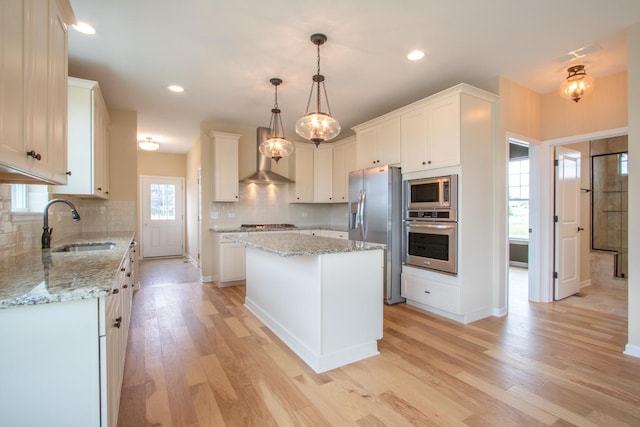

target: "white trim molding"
[624,344,640,359]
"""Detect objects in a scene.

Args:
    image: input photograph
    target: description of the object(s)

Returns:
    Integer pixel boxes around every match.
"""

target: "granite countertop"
[0,232,135,309]
[210,224,348,233]
[227,232,384,257]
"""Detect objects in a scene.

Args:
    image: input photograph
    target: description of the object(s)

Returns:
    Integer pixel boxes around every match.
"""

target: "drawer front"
[401,273,459,313]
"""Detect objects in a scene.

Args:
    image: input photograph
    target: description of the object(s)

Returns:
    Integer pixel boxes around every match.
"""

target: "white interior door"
[554,146,581,300]
[140,176,184,258]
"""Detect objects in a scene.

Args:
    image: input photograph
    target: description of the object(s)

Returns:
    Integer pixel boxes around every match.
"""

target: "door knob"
[577,227,584,232]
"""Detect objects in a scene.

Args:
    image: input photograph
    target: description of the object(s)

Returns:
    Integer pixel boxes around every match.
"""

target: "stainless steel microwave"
[405,175,457,210]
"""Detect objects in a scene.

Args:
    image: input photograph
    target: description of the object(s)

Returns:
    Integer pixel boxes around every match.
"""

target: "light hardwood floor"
[118,260,640,426]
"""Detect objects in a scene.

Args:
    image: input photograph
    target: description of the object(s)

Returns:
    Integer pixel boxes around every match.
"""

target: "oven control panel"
[406,209,456,221]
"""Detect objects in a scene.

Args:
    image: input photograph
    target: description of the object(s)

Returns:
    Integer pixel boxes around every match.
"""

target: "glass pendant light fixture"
[260,78,294,163]
[295,33,341,146]
[559,64,594,102]
[138,137,159,151]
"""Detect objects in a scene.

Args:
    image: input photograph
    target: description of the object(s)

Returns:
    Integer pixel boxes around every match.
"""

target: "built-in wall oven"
[404,216,458,275]
[404,174,458,275]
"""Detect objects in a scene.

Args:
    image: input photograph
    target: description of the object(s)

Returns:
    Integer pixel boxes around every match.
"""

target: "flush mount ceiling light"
[407,50,425,61]
[138,137,159,151]
[295,33,341,147]
[260,78,294,163]
[559,64,595,103]
[72,21,96,35]
[167,85,184,93]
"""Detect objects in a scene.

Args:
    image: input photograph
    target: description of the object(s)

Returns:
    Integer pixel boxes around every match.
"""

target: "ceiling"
[67,1,640,153]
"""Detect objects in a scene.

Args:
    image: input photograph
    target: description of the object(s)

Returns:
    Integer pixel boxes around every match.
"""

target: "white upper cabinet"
[290,141,351,204]
[314,145,334,202]
[289,142,315,203]
[0,0,71,184]
[353,116,401,169]
[53,77,111,198]
[332,136,356,203]
[401,94,461,173]
[210,131,240,202]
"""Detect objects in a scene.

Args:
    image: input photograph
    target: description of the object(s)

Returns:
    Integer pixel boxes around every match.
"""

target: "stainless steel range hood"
[240,127,294,184]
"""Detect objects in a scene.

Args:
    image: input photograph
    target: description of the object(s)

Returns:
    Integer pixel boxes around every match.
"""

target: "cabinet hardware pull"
[26,150,41,161]
[120,267,126,271]
[112,288,119,294]
[97,187,102,191]
[577,227,584,232]
[424,290,431,294]
[427,160,431,164]
[66,171,72,176]
[126,273,131,277]
[113,316,122,328]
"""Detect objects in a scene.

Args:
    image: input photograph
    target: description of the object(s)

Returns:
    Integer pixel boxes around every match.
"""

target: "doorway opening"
[507,138,531,312]
[553,136,628,317]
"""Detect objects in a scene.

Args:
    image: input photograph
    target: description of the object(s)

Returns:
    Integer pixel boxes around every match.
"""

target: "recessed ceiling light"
[168,85,184,93]
[72,21,96,35]
[407,50,425,61]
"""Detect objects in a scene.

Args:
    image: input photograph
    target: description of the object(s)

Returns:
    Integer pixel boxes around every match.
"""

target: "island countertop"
[228,232,384,257]
[0,232,135,308]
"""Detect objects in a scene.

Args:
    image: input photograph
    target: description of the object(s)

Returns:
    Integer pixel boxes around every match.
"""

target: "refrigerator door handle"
[360,191,367,240]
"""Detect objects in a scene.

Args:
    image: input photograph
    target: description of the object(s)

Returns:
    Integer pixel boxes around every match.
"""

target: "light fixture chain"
[304,81,314,114]
[274,83,279,109]
[316,42,321,113]
[321,82,332,116]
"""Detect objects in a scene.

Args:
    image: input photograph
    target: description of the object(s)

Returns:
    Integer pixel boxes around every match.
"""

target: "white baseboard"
[201,275,212,282]
[624,344,640,358]
[493,306,508,317]
[185,254,199,267]
[245,297,379,373]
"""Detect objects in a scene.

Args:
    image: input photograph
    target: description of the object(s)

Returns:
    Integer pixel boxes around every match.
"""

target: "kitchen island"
[230,232,385,373]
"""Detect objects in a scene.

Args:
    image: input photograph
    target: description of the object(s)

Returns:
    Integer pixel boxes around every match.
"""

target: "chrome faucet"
[42,199,81,249]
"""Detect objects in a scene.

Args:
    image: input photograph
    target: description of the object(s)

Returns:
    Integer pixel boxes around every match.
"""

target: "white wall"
[626,23,640,356]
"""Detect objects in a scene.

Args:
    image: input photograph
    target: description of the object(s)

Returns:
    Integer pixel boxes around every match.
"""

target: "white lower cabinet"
[214,232,248,286]
[220,241,246,282]
[0,241,134,427]
[401,270,459,314]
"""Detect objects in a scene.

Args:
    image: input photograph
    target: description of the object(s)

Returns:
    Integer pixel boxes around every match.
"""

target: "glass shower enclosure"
[591,147,628,278]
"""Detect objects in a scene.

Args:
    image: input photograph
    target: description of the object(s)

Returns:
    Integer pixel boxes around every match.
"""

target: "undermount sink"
[53,242,116,252]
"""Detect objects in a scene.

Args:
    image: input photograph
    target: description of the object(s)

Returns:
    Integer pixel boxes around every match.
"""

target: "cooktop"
[239,224,296,230]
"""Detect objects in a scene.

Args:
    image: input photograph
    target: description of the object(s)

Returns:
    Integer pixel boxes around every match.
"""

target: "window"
[11,184,49,213]
[620,152,628,176]
[150,184,176,220]
[508,158,529,240]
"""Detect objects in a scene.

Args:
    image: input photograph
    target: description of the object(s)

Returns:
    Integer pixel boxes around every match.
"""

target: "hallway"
[509,266,628,318]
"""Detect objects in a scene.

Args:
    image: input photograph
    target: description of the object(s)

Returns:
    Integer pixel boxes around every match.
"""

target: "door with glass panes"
[140,176,184,258]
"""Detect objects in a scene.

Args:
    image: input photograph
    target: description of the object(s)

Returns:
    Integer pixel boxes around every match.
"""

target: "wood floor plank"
[117,260,640,427]
[454,371,559,425]
[144,350,174,427]
[190,382,227,427]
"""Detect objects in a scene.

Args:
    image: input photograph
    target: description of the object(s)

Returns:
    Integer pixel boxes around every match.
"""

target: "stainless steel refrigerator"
[349,165,404,304]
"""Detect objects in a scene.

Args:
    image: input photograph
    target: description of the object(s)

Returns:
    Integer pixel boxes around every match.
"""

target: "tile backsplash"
[209,183,349,229]
[0,184,135,261]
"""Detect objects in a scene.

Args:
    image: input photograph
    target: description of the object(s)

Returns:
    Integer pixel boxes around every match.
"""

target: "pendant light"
[138,137,159,151]
[259,78,294,163]
[559,64,594,103]
[295,33,341,146]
